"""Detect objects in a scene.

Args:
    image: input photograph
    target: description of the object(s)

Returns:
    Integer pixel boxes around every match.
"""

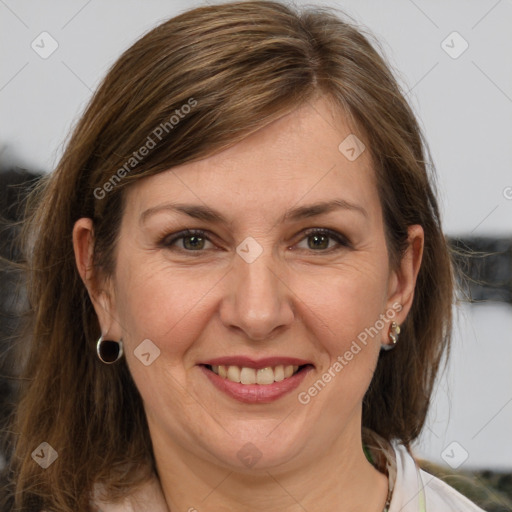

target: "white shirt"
[91,441,487,511]
[388,440,486,512]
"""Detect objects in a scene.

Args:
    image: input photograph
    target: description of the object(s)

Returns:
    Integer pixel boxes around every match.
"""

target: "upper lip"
[200,356,313,369]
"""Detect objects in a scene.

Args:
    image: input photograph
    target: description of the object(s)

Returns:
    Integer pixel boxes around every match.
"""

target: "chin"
[204,421,310,472]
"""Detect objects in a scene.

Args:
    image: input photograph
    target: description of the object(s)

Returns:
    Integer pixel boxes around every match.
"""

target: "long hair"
[2,2,453,510]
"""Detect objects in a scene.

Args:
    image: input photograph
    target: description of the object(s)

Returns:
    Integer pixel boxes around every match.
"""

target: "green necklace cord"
[363,443,374,465]
[363,443,392,511]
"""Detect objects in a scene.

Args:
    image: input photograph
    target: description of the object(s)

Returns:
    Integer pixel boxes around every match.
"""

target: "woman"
[1,1,487,511]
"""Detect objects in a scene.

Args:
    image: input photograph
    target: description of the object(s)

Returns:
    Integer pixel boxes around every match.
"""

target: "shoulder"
[419,469,487,511]
[389,441,487,512]
[90,475,168,512]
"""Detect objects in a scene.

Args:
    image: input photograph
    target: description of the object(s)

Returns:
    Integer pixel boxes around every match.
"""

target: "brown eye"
[162,229,214,252]
[182,234,206,250]
[295,228,350,252]
[307,233,330,250]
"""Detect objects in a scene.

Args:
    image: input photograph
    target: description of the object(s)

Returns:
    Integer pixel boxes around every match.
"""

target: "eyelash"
[160,228,351,254]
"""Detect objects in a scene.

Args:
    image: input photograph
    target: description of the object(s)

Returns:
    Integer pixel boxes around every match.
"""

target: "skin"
[74,97,423,512]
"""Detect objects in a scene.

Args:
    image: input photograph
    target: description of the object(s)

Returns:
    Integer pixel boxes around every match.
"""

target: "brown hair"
[2,1,454,510]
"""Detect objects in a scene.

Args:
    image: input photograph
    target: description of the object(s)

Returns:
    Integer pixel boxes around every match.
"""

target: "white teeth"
[227,365,241,383]
[240,367,256,384]
[256,367,275,385]
[274,365,285,382]
[210,364,303,385]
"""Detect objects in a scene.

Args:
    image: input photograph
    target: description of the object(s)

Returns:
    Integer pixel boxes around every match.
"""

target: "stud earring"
[96,334,124,364]
[381,322,400,351]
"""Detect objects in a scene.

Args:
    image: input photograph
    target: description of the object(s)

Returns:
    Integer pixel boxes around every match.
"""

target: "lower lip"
[200,365,313,404]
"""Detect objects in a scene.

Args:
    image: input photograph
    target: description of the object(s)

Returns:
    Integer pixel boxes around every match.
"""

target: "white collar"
[388,440,485,512]
[388,440,427,512]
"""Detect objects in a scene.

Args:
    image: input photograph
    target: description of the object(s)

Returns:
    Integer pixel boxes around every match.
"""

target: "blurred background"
[1,0,511,508]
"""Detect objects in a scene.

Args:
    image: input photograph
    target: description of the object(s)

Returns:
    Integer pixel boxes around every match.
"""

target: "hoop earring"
[96,335,124,364]
[381,322,400,351]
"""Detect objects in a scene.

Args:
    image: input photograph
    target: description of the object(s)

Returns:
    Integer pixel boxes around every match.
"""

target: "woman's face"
[81,97,421,473]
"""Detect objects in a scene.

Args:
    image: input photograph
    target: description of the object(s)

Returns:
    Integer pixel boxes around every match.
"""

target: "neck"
[151,423,389,512]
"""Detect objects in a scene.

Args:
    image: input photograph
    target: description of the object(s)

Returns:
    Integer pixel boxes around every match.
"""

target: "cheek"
[293,258,390,352]
[111,260,224,430]
[112,258,221,360]
[289,256,390,411]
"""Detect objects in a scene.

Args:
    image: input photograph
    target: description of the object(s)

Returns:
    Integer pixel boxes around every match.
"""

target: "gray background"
[1,0,511,470]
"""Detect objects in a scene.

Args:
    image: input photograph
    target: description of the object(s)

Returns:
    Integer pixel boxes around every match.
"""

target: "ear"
[72,217,122,340]
[383,224,424,339]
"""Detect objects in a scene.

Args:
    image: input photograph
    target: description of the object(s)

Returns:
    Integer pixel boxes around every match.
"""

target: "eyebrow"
[140,199,368,226]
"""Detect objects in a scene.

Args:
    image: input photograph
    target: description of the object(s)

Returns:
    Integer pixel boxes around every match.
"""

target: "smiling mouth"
[203,364,310,385]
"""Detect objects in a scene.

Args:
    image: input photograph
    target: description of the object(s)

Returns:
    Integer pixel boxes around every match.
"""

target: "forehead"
[125,98,380,224]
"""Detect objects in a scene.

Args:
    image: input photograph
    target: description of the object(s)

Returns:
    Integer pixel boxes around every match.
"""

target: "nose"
[219,248,295,341]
